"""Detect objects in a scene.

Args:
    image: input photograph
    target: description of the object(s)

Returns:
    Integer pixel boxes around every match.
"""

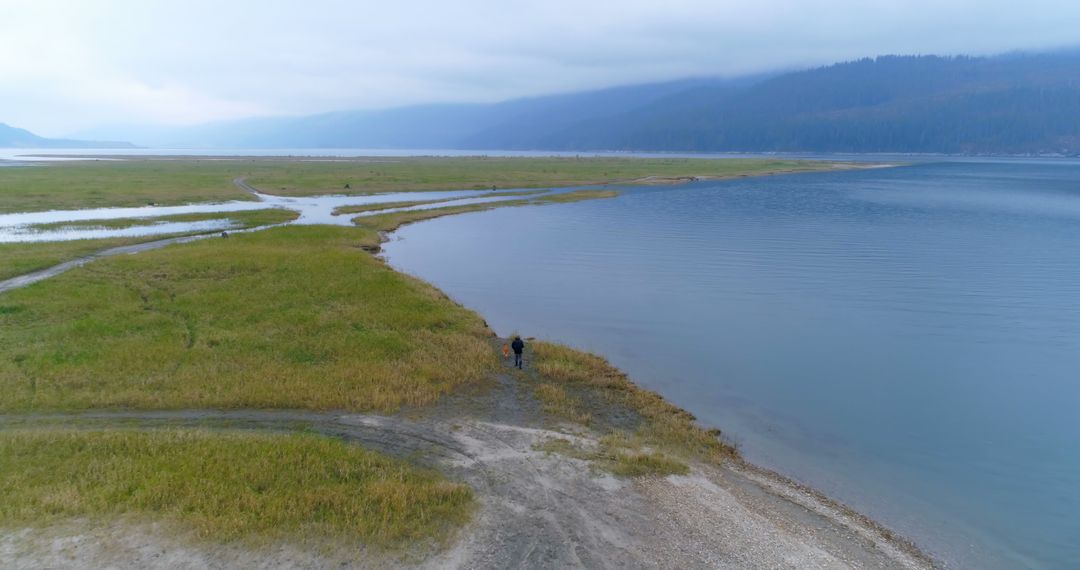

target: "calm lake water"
[383,160,1080,569]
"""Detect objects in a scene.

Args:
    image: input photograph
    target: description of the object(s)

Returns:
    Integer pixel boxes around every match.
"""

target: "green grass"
[1,157,837,213]
[0,209,299,282]
[0,161,256,213]
[27,208,297,232]
[355,201,535,232]
[0,429,472,544]
[533,189,620,203]
[247,157,835,197]
[1,237,172,282]
[332,190,547,216]
[352,189,620,233]
[0,225,496,411]
[334,197,467,216]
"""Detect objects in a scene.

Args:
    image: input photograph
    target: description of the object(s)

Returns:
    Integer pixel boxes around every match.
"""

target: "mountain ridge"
[75,51,1080,155]
[0,122,133,149]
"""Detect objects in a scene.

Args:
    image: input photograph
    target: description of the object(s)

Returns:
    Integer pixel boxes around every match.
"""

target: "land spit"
[1,366,936,569]
[0,163,935,569]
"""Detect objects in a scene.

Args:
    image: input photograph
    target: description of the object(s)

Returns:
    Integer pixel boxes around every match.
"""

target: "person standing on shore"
[511,336,525,369]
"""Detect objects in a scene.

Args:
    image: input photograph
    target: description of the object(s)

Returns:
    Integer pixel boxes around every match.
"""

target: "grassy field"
[0,161,256,213]
[0,429,472,544]
[0,157,835,213]
[0,225,496,411]
[246,157,833,196]
[0,158,749,551]
[0,209,298,282]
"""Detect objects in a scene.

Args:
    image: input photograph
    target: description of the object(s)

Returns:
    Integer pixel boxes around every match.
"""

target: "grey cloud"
[2,0,1079,136]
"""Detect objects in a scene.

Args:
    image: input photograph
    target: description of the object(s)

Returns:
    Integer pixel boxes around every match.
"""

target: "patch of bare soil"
[1,403,935,569]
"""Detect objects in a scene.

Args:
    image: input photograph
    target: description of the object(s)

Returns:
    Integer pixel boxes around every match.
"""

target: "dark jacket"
[511,338,525,354]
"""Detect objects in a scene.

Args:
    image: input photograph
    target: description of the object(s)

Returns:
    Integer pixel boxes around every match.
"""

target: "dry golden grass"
[606,450,690,477]
[0,429,472,544]
[534,437,689,477]
[534,383,592,425]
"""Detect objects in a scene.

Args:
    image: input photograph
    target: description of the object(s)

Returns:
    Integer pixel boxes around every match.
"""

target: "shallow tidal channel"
[0,188,530,243]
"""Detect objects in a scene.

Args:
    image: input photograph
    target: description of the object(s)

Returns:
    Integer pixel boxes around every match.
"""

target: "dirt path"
[232,176,263,197]
[0,234,216,295]
[0,398,937,569]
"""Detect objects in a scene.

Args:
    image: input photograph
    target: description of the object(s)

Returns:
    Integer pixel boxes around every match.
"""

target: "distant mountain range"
[76,51,1080,155]
[0,122,132,149]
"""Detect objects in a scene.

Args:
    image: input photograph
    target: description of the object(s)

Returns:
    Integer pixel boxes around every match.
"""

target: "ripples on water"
[384,160,1080,569]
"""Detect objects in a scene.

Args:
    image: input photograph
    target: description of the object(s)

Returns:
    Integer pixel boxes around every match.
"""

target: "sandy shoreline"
[1,406,937,569]
[0,297,938,569]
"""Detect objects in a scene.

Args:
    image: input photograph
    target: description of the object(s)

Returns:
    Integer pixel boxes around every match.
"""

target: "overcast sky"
[4,0,1080,136]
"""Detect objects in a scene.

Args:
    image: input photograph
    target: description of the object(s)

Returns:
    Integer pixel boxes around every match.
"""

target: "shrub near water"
[0,225,496,411]
[0,429,472,543]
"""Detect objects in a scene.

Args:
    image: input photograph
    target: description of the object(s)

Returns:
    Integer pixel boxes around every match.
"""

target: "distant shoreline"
[4,148,1079,164]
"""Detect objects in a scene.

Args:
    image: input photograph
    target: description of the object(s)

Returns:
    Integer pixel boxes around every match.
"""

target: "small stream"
[0,188,541,243]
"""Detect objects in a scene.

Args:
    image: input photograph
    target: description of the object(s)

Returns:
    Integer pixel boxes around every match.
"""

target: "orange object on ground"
[501,344,511,358]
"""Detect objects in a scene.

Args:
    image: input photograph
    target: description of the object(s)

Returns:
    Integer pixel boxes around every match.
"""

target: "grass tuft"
[534,383,592,425]
[531,342,737,463]
[534,437,689,477]
[606,450,690,477]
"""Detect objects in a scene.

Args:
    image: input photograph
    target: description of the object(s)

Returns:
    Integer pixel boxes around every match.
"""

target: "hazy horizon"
[5,0,1080,137]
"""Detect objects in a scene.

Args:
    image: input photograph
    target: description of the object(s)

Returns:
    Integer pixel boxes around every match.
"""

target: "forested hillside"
[79,52,1080,155]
